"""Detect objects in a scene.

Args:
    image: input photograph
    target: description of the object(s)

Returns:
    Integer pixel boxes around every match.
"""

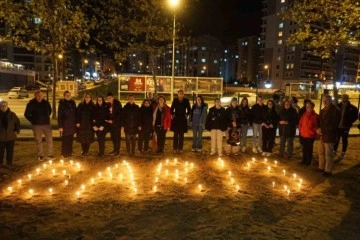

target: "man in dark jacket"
[122,95,141,157]
[251,95,266,154]
[24,90,54,161]
[138,99,153,153]
[106,92,122,156]
[334,94,358,161]
[278,100,298,159]
[316,95,341,177]
[170,90,191,154]
[58,91,77,158]
[0,101,20,166]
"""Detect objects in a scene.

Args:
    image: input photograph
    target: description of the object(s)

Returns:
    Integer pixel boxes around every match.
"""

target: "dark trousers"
[138,129,151,152]
[334,128,349,153]
[262,127,276,153]
[110,126,121,154]
[173,131,184,150]
[61,134,74,158]
[96,130,107,156]
[81,143,91,154]
[125,134,136,156]
[155,126,167,152]
[302,137,315,165]
[0,140,15,165]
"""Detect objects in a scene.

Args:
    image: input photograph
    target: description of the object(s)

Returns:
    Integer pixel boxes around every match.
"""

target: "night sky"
[181,0,263,44]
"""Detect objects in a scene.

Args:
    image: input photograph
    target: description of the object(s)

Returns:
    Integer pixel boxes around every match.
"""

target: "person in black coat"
[106,92,122,156]
[0,101,20,166]
[225,98,241,155]
[334,94,359,160]
[76,93,94,156]
[138,99,153,153]
[58,91,77,158]
[122,95,141,157]
[92,96,110,157]
[239,97,252,153]
[261,100,279,156]
[278,100,299,159]
[170,90,191,154]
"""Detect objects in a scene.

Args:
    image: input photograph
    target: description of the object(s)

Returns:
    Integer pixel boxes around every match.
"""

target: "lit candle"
[228,171,232,177]
[287,189,290,196]
[299,179,303,184]
[185,168,188,174]
[134,188,138,194]
[185,161,189,166]
[282,169,286,176]
[190,163,194,169]
[272,181,275,188]
[298,183,302,189]
[28,174,32,181]
[267,166,271,172]
[119,173,123,181]
[43,163,47,169]
[274,160,278,165]
[284,185,288,191]
[7,186,13,193]
[48,188,53,195]
[155,177,159,183]
[115,164,119,168]
[175,169,179,179]
[166,159,169,165]
[153,185,157,192]
[165,169,169,176]
[62,170,67,176]
[236,185,240,191]
[65,180,69,186]
[293,173,297,180]
[198,184,202,192]
[60,159,64,165]
[91,178,95,185]
[98,172,102,178]
[264,158,268,163]
[109,173,113,179]
[252,157,255,162]
[76,163,81,170]
[36,168,40,175]
[52,169,56,176]
[76,191,80,199]
[81,184,85,191]
[230,178,235,184]
[247,162,251,168]
[17,179,22,186]
[174,158,177,164]
[184,177,188,183]
[70,160,73,166]
[157,167,161,174]
[107,167,111,172]
[29,189,34,196]
[49,160,53,165]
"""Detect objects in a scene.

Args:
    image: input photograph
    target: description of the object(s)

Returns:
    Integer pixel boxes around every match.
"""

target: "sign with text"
[129,76,145,91]
[198,78,221,93]
[146,77,171,93]
[174,78,196,93]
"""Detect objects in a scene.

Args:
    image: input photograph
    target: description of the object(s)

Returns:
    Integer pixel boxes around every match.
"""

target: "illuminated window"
[202,47,206,50]
[279,23,284,28]
[214,60,218,64]
[278,31,283,37]
[201,58,206,63]
[281,0,285,3]
[278,40,283,45]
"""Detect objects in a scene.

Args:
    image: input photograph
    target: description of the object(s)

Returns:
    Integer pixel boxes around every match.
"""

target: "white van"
[8,87,29,99]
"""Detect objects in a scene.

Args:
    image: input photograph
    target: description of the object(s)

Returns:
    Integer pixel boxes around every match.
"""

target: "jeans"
[252,123,262,148]
[334,128,349,153]
[0,140,15,165]
[155,126,167,152]
[32,124,53,157]
[279,136,294,157]
[302,138,315,165]
[110,126,121,153]
[138,129,151,152]
[318,137,334,173]
[210,129,223,154]
[262,127,276,153]
[240,124,249,148]
[192,126,203,149]
[61,134,74,157]
[173,131,184,150]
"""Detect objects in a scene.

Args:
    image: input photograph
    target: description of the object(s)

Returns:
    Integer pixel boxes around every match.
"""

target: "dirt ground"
[0,137,359,240]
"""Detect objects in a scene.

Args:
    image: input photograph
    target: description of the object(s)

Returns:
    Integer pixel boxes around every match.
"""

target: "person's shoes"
[113,152,120,157]
[97,153,104,157]
[38,156,44,162]
[315,168,324,173]
[322,172,332,177]
[339,152,345,159]
[81,152,86,156]
[266,152,271,157]
[262,152,267,157]
[178,150,183,154]
[257,147,263,153]
[252,147,258,154]
[234,152,239,156]
[241,147,246,153]
[47,155,55,160]
[191,148,196,152]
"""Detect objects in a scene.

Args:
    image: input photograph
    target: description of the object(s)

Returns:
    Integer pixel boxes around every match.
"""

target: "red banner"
[129,76,145,91]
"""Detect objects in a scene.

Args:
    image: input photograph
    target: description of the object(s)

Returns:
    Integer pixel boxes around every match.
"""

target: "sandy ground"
[0,137,359,240]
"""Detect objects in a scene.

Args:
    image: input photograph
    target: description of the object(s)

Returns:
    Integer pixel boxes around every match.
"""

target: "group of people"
[0,89,359,178]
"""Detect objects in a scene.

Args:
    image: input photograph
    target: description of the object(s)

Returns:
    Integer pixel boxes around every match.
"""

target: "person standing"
[190,96,208,152]
[205,98,226,157]
[251,95,266,154]
[92,96,110,157]
[153,96,171,154]
[261,100,279,157]
[298,101,318,166]
[298,99,311,148]
[122,95,141,157]
[278,100,299,160]
[0,101,20,166]
[170,90,191,154]
[316,95,341,177]
[138,99,153,153]
[58,91,77,158]
[24,90,54,161]
[147,92,157,111]
[225,98,241,156]
[239,97,251,153]
[76,93,94,156]
[106,92,122,156]
[333,94,358,161]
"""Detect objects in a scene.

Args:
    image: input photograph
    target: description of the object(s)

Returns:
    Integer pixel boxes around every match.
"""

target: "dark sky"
[181,0,263,44]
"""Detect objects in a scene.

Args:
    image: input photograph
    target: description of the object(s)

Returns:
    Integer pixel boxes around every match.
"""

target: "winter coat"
[153,105,172,130]
[0,108,20,141]
[337,101,358,129]
[170,97,191,133]
[262,107,279,129]
[190,103,208,128]
[298,106,306,123]
[122,102,141,135]
[299,110,318,139]
[140,105,153,132]
[251,103,266,124]
[92,103,110,130]
[58,99,77,136]
[317,104,341,143]
[225,105,241,128]
[278,107,298,137]
[24,98,52,125]
[205,106,227,131]
[239,105,251,125]
[76,102,95,143]
[108,99,122,128]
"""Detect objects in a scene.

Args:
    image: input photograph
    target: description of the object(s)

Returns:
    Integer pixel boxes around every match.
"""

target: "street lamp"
[264,80,272,89]
[264,64,270,80]
[139,61,143,73]
[168,0,180,102]
[55,54,63,81]
[82,59,88,82]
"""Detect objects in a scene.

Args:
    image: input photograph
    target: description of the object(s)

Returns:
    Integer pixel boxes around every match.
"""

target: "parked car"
[94,78,105,85]
[220,92,257,107]
[8,87,29,99]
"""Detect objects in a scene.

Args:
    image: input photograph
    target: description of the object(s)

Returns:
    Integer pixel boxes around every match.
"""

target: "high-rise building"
[221,45,238,83]
[237,36,260,84]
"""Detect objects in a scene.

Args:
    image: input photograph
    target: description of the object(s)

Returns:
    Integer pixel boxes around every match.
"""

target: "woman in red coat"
[152,95,171,154]
[298,101,318,165]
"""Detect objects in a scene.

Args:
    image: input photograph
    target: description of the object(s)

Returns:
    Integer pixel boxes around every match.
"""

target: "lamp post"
[82,59,88,82]
[168,0,180,102]
[264,64,270,81]
[55,54,63,82]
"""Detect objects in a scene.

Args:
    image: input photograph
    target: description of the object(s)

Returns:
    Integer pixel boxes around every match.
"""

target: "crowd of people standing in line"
[0,89,359,177]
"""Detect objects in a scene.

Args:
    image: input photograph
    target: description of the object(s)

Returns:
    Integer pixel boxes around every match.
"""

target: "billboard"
[128,76,145,91]
[146,77,171,93]
[174,78,196,93]
[198,78,222,93]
